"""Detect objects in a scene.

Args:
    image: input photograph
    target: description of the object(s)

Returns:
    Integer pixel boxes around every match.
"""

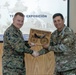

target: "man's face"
[13,15,24,29]
[53,16,64,31]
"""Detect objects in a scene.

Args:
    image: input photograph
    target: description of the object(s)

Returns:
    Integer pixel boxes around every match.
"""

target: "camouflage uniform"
[56,69,76,75]
[2,24,33,75]
[39,25,76,75]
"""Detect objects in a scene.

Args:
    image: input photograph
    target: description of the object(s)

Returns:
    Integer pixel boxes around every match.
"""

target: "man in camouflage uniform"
[2,12,38,75]
[38,13,76,75]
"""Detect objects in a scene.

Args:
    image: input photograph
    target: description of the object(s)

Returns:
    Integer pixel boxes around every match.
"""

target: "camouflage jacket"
[2,24,33,69]
[39,25,76,72]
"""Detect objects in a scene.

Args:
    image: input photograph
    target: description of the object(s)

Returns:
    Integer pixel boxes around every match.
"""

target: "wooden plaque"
[25,29,55,75]
[28,28,51,49]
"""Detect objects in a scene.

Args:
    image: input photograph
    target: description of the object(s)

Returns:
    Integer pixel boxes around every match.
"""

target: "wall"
[69,0,76,33]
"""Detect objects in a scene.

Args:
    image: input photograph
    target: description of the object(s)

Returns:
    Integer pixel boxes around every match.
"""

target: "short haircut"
[53,13,64,20]
[14,12,25,17]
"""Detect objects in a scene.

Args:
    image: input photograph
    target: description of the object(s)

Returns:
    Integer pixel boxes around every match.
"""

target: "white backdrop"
[0,0,68,35]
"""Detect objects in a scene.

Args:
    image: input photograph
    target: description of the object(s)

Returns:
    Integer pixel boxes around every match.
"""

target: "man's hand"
[28,42,36,47]
[42,44,49,49]
[32,51,39,57]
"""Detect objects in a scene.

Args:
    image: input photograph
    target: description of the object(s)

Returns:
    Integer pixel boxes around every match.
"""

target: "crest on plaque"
[28,29,51,48]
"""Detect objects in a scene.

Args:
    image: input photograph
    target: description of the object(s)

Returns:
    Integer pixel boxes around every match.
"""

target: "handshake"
[29,42,40,57]
[29,42,49,57]
[32,51,39,57]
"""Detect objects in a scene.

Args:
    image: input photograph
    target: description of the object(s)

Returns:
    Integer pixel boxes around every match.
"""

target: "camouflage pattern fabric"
[2,24,33,75]
[39,25,76,73]
[3,67,25,75]
[56,69,76,75]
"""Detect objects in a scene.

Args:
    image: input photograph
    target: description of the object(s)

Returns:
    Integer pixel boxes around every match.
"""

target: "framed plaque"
[28,28,51,50]
[25,29,55,75]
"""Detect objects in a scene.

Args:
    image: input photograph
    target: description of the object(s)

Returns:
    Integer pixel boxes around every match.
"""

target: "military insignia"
[28,28,51,47]
[30,36,38,43]
[34,33,46,39]
[40,38,48,45]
